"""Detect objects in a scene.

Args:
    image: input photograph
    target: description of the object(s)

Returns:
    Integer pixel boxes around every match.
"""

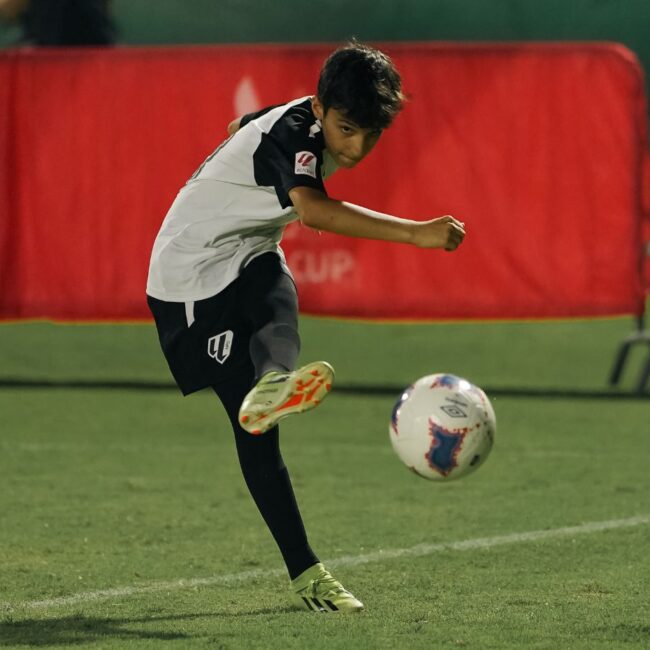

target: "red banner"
[0,44,647,320]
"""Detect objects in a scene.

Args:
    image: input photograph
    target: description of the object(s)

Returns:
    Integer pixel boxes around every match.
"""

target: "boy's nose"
[347,136,365,160]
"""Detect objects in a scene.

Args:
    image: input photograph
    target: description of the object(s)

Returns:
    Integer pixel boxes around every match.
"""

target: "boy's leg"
[213,372,318,580]
[246,259,301,380]
[238,255,334,434]
[220,254,362,610]
[213,372,364,613]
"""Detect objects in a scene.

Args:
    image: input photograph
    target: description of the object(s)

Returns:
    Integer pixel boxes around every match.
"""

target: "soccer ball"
[389,373,496,481]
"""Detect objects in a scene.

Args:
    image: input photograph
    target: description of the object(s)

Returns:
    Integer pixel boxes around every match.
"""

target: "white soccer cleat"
[238,361,334,434]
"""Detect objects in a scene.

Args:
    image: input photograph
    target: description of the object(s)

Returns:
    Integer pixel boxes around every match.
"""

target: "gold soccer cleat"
[291,563,364,613]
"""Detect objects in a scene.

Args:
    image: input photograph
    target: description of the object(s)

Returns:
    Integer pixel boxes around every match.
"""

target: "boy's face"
[311,96,382,169]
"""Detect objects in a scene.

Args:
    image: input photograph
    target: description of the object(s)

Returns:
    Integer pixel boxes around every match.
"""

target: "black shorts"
[147,253,297,395]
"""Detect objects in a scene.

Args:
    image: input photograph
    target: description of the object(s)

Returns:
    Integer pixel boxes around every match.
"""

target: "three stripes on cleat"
[301,596,339,612]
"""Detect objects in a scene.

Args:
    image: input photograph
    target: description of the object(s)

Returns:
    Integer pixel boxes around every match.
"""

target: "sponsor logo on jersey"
[207,330,233,364]
[295,151,317,178]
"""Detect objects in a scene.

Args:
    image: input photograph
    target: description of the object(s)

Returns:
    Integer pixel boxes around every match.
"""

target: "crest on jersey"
[207,330,233,364]
[295,151,317,178]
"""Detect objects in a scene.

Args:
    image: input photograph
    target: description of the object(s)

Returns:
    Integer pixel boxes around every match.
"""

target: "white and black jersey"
[147,96,339,302]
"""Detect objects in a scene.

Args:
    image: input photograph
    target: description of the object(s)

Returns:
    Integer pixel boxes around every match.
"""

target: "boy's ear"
[311,96,325,121]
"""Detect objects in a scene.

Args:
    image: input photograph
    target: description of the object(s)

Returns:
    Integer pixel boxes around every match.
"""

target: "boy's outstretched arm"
[289,186,465,251]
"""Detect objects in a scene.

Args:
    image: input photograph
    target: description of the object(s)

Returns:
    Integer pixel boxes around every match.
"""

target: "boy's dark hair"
[317,41,405,130]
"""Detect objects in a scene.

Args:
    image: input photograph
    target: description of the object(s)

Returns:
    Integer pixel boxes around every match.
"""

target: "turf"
[0,313,648,390]
[0,317,649,648]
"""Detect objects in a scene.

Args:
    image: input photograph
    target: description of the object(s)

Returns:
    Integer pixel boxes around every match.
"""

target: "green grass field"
[0,317,649,649]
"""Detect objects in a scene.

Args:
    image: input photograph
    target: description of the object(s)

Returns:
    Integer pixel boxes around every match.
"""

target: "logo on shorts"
[295,151,317,178]
[207,330,233,364]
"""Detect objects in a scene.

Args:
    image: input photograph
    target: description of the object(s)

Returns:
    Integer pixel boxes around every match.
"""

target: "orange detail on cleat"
[304,386,320,402]
[240,361,334,435]
[276,393,304,412]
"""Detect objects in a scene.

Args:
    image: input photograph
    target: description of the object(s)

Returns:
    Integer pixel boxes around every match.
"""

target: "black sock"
[250,322,300,378]
[245,261,301,380]
[213,373,319,580]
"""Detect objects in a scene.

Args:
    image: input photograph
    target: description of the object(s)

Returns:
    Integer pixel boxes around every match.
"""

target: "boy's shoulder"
[236,97,331,206]
[242,97,321,141]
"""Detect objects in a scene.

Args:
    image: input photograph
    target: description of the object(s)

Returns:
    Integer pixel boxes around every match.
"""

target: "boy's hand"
[227,117,242,136]
[412,216,466,251]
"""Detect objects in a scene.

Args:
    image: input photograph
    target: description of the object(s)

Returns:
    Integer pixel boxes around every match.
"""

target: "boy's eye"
[340,125,354,134]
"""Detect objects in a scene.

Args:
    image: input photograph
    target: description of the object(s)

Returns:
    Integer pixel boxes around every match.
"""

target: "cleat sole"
[239,362,334,434]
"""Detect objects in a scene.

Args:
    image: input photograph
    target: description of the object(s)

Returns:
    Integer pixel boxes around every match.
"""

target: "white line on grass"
[3,514,648,613]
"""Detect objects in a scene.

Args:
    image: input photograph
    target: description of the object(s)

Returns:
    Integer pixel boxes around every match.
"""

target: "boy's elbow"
[297,205,321,228]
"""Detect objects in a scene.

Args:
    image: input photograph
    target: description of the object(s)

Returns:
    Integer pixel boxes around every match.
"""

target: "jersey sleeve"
[252,108,327,209]
[239,104,282,129]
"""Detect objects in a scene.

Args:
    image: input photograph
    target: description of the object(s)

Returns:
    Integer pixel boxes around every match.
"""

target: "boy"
[146,41,465,614]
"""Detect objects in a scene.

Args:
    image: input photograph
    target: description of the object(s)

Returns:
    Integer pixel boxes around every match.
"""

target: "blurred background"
[2,0,650,60]
[1,3,650,645]
[1,0,649,394]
